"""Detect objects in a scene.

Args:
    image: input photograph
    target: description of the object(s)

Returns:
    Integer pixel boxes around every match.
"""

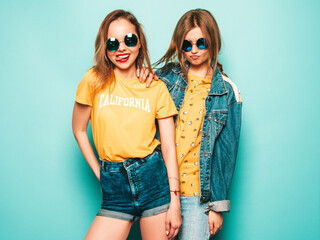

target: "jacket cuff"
[204,200,230,213]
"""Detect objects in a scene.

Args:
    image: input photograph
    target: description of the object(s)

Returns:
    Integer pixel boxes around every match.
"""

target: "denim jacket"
[156,63,242,212]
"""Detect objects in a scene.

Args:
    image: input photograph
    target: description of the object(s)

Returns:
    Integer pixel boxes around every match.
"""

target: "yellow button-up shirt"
[176,72,212,196]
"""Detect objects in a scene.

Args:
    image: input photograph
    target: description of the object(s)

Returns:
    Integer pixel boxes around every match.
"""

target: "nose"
[191,43,198,54]
[118,40,126,51]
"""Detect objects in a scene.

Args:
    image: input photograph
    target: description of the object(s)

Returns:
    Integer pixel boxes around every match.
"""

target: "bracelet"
[168,177,180,182]
[170,190,180,196]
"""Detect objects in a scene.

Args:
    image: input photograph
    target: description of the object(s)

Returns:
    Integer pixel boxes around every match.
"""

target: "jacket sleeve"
[205,86,242,213]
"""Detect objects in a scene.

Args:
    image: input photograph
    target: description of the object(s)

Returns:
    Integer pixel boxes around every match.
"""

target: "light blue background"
[1,0,319,239]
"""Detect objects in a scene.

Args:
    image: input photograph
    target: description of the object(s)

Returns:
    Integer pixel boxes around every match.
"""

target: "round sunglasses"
[106,33,138,52]
[182,38,208,52]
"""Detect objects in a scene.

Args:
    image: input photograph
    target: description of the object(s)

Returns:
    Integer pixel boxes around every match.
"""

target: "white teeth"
[118,54,129,59]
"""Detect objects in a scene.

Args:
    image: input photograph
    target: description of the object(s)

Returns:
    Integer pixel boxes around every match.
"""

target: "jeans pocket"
[139,152,170,197]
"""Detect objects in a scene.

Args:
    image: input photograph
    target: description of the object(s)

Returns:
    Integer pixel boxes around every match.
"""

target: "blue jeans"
[97,150,170,222]
[176,196,210,240]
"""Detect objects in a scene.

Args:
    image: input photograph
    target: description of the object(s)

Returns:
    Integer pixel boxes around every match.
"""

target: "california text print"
[99,93,151,113]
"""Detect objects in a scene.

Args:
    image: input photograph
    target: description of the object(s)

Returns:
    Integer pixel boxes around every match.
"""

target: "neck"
[188,62,213,78]
[114,66,137,79]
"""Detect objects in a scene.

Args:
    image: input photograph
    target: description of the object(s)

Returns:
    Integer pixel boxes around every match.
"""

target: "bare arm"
[72,102,100,180]
[158,116,181,239]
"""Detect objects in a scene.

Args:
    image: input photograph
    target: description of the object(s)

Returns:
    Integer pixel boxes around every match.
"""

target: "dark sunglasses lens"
[182,40,192,52]
[124,33,138,47]
[197,38,208,50]
[106,38,119,52]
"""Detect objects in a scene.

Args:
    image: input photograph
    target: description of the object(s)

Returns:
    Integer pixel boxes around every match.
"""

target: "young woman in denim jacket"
[139,9,242,239]
[72,10,181,240]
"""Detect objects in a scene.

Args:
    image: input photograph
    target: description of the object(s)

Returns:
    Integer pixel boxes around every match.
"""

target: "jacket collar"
[172,62,227,95]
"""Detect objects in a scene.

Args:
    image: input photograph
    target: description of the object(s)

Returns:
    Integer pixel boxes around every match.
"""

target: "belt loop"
[100,160,106,172]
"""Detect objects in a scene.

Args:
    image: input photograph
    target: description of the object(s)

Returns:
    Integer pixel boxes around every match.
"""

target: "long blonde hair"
[92,10,151,94]
[156,9,226,77]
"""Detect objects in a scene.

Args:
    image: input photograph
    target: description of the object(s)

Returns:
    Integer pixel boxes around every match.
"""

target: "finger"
[136,68,140,78]
[165,220,170,238]
[213,225,219,235]
[146,73,154,88]
[152,70,159,80]
[209,221,214,236]
[140,69,146,82]
[172,228,180,239]
[141,68,149,82]
[143,69,150,82]
[167,227,175,239]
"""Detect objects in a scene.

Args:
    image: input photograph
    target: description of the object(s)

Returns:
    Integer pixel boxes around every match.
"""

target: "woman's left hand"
[208,210,223,236]
[136,67,158,87]
[165,203,182,239]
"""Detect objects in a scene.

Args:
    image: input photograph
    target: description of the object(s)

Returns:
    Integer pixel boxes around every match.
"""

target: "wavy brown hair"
[92,10,151,94]
[155,9,226,77]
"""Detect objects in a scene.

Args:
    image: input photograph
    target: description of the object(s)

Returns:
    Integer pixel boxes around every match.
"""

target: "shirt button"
[205,177,208,181]
[204,133,207,137]
[208,117,212,121]
[208,98,212,102]
[201,196,205,200]
[125,162,130,167]
[204,152,208,156]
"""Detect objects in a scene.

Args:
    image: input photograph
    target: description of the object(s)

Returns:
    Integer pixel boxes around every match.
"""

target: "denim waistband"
[99,149,161,172]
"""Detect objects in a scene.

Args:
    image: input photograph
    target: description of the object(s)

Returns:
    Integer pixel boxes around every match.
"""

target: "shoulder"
[148,78,168,92]
[155,62,181,86]
[82,68,98,83]
[221,75,242,103]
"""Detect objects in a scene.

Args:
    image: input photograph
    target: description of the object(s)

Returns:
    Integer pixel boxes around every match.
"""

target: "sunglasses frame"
[106,33,139,52]
[182,38,208,52]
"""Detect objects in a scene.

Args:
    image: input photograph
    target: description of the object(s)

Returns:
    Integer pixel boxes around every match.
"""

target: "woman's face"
[106,18,141,75]
[183,26,210,67]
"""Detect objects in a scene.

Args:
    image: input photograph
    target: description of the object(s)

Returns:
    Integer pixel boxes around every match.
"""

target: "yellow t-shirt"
[176,72,212,196]
[75,69,178,161]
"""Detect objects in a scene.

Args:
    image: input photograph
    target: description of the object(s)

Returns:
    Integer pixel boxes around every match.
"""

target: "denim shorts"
[176,196,210,240]
[97,150,170,222]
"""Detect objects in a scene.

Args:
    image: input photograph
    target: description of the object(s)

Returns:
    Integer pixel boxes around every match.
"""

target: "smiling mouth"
[116,54,130,63]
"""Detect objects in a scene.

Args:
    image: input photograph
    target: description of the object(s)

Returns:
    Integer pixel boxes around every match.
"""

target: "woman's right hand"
[165,200,181,239]
[137,67,158,87]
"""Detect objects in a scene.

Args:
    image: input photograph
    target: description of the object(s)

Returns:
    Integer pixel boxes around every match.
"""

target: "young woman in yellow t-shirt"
[72,10,181,239]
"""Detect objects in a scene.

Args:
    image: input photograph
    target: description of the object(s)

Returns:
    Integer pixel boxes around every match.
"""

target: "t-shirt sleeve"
[156,82,178,119]
[75,70,95,106]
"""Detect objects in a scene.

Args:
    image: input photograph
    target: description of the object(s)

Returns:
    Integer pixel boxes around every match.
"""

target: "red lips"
[115,53,130,63]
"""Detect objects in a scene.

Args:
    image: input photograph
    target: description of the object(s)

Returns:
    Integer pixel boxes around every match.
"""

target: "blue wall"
[1,0,319,239]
